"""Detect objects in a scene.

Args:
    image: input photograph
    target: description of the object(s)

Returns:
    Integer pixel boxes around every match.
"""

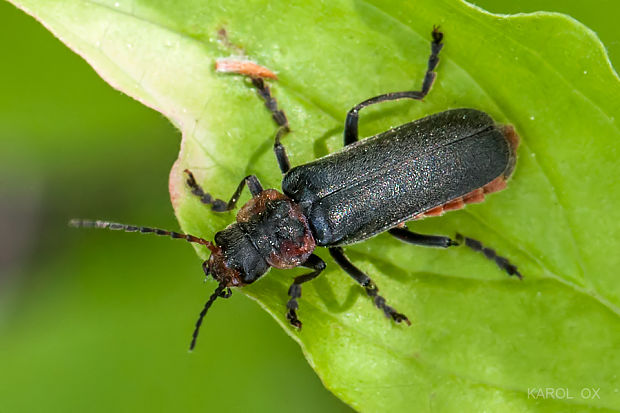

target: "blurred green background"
[0,1,617,412]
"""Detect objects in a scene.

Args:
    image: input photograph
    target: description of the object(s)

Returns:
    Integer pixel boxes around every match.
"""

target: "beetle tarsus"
[286,309,302,329]
[185,169,264,212]
[329,247,410,326]
[285,254,326,330]
[286,287,303,328]
[211,200,228,212]
[184,169,225,210]
[432,25,443,43]
[456,233,523,279]
[392,313,412,326]
[365,281,411,326]
[250,77,292,174]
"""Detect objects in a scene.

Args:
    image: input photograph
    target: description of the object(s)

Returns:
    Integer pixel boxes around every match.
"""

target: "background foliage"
[0,0,617,412]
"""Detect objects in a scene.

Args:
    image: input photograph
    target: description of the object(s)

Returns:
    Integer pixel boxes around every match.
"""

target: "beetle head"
[204,241,269,288]
[206,221,273,287]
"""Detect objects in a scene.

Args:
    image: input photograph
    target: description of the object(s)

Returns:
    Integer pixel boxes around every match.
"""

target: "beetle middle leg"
[329,247,411,325]
[184,169,263,212]
[343,27,443,146]
[286,254,326,329]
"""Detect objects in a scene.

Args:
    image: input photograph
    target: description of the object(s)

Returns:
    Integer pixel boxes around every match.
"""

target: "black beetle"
[71,27,521,350]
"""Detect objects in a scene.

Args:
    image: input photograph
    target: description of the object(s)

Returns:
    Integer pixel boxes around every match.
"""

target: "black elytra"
[70,27,522,350]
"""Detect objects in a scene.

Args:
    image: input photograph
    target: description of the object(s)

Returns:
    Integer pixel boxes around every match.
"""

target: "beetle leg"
[456,234,523,279]
[249,77,292,174]
[286,254,326,329]
[329,247,411,325]
[389,227,457,248]
[184,169,263,212]
[343,27,443,146]
[390,228,522,279]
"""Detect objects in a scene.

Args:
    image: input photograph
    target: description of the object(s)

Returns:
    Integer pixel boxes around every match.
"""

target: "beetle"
[71,27,521,350]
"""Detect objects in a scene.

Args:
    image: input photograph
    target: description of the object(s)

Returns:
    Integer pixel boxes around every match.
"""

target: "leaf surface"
[10,0,620,410]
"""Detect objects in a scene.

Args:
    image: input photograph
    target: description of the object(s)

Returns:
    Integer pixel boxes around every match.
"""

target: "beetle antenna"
[190,282,228,351]
[69,219,217,252]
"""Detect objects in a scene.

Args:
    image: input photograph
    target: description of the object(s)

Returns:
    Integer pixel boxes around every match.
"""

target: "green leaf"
[10,0,619,410]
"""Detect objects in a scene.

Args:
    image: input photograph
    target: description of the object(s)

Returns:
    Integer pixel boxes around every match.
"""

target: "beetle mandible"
[71,27,521,350]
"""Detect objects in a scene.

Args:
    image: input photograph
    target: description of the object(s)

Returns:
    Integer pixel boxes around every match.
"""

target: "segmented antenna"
[69,219,217,252]
[190,282,230,351]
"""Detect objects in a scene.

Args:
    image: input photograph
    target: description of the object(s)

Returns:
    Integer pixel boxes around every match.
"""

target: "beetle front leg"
[329,247,410,325]
[286,254,326,329]
[343,27,443,146]
[250,77,292,174]
[184,169,263,212]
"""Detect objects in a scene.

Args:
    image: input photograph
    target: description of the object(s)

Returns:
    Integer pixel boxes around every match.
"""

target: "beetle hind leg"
[456,234,523,279]
[389,227,457,248]
[329,247,411,325]
[390,227,522,279]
